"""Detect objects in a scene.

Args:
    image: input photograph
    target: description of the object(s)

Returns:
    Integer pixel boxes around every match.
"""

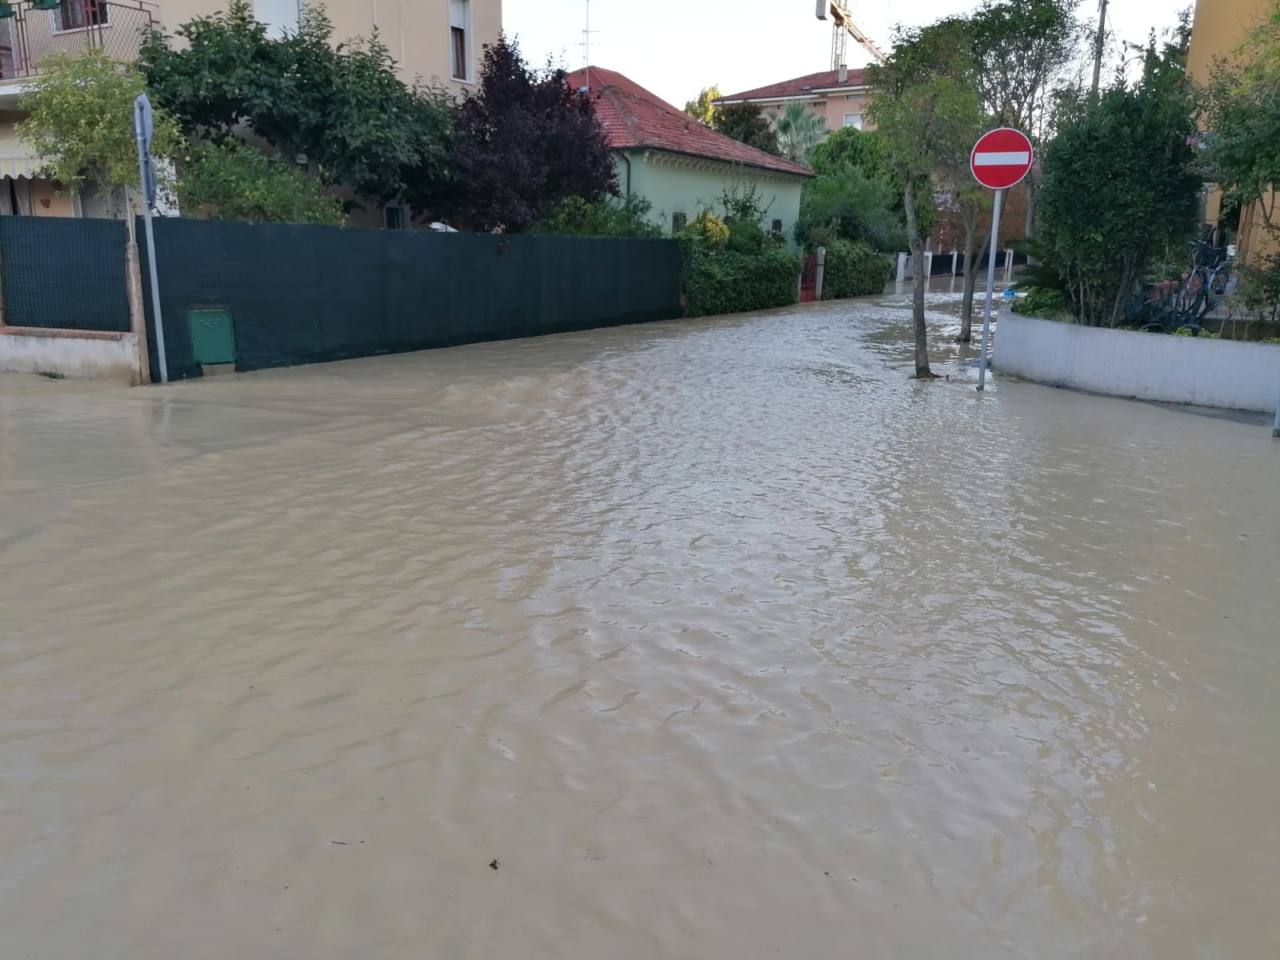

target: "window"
[57,0,108,31]
[771,219,783,237]
[384,204,406,230]
[672,212,687,233]
[846,94,860,101]
[843,113,863,130]
[450,0,471,81]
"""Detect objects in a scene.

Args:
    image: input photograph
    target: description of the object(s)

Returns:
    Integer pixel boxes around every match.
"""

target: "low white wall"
[0,328,142,383]
[994,309,1280,413]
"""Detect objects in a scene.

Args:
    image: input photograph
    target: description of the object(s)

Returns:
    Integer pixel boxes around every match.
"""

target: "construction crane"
[816,0,887,78]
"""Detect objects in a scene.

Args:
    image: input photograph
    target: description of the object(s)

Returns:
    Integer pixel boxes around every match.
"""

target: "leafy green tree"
[712,102,781,155]
[796,165,905,252]
[1202,4,1280,321]
[444,35,616,232]
[774,102,826,162]
[804,126,926,245]
[1202,3,1280,240]
[684,86,722,124]
[140,0,451,207]
[968,0,1081,245]
[177,141,345,224]
[531,195,662,238]
[868,20,983,376]
[1038,37,1198,326]
[17,50,183,210]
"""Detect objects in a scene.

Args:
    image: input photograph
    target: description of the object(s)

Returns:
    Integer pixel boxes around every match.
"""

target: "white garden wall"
[0,327,144,383]
[994,309,1280,414]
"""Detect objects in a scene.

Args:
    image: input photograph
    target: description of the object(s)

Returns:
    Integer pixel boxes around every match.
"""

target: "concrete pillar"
[125,240,151,386]
[814,246,827,301]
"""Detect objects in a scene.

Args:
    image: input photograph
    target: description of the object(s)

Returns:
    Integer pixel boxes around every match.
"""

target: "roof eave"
[614,145,814,180]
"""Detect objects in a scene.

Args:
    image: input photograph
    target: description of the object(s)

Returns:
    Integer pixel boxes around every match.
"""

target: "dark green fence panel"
[0,217,130,332]
[138,218,684,381]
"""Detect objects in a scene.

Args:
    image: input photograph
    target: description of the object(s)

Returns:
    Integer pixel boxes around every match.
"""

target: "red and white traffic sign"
[970,127,1034,191]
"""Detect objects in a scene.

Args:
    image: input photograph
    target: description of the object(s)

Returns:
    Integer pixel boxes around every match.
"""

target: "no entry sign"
[970,127,1034,191]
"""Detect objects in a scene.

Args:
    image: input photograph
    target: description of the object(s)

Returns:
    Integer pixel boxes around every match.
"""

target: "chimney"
[837,64,848,84]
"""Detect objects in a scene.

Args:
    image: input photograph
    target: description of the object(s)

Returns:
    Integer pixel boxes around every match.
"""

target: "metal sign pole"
[977,188,1005,392]
[133,94,168,384]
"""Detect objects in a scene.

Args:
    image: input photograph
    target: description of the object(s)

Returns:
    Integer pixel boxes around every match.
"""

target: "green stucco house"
[567,67,813,246]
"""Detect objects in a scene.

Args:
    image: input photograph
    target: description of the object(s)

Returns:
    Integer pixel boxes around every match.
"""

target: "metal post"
[977,189,1006,392]
[1273,384,1279,438]
[134,97,167,383]
[1091,0,1108,95]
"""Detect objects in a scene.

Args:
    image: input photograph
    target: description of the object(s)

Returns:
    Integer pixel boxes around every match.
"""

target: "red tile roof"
[566,66,812,179]
[717,69,869,103]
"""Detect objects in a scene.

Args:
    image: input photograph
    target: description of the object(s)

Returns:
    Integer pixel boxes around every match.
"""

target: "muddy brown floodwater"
[1,294,1278,959]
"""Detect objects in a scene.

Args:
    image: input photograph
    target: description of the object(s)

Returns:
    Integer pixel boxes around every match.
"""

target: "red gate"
[800,253,818,302]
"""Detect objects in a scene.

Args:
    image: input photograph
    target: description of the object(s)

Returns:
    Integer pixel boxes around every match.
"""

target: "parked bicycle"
[1132,234,1235,335]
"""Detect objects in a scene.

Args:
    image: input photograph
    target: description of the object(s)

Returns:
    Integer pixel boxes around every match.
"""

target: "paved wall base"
[994,309,1280,414]
[0,326,143,383]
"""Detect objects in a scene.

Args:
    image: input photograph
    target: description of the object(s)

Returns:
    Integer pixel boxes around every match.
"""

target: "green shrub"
[680,240,800,317]
[821,239,892,299]
[1017,286,1070,320]
[531,194,662,238]
[178,141,345,224]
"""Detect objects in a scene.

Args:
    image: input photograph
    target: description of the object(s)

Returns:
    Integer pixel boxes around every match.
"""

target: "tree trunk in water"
[1024,177,1037,243]
[903,178,932,378]
[958,220,981,343]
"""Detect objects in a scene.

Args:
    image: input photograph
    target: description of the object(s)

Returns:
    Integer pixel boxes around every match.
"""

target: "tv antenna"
[580,0,599,89]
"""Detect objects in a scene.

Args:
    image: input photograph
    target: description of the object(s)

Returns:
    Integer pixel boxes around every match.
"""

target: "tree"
[968,0,1081,244]
[796,165,905,252]
[868,21,983,377]
[177,141,345,224]
[1202,3,1280,319]
[1202,3,1280,239]
[712,102,781,155]
[1037,36,1198,326]
[774,102,826,162]
[684,85,722,124]
[17,50,183,211]
[140,1,451,207]
[445,35,615,232]
[806,126,931,238]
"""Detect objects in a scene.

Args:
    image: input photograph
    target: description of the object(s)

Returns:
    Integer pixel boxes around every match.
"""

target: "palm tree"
[774,103,826,162]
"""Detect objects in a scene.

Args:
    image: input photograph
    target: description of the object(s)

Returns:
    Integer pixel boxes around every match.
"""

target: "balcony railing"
[0,0,156,82]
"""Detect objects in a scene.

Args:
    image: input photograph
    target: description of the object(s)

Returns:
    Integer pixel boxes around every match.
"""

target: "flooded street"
[2,293,1278,958]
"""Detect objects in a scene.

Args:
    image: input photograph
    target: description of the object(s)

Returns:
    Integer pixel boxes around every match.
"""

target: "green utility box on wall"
[188,308,236,366]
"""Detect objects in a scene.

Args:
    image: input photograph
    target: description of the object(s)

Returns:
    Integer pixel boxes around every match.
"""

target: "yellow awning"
[0,126,45,180]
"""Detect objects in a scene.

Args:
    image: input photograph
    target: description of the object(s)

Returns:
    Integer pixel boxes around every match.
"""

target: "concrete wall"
[622,151,806,248]
[0,328,143,382]
[995,309,1280,413]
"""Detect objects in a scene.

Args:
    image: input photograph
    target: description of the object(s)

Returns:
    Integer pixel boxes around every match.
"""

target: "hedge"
[681,243,802,318]
[821,239,893,299]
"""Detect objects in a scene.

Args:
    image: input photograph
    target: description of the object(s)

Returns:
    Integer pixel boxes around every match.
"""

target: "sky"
[503,0,1193,107]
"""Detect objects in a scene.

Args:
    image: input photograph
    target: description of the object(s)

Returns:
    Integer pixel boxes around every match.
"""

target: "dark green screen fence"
[138,219,684,381]
[0,217,130,332]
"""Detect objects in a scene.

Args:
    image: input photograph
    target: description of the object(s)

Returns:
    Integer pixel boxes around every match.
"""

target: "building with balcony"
[0,0,501,218]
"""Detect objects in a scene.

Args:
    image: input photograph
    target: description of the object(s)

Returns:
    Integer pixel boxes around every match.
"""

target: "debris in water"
[489,859,500,871]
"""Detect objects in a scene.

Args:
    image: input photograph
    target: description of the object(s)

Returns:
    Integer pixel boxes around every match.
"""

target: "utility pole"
[1091,0,1109,95]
